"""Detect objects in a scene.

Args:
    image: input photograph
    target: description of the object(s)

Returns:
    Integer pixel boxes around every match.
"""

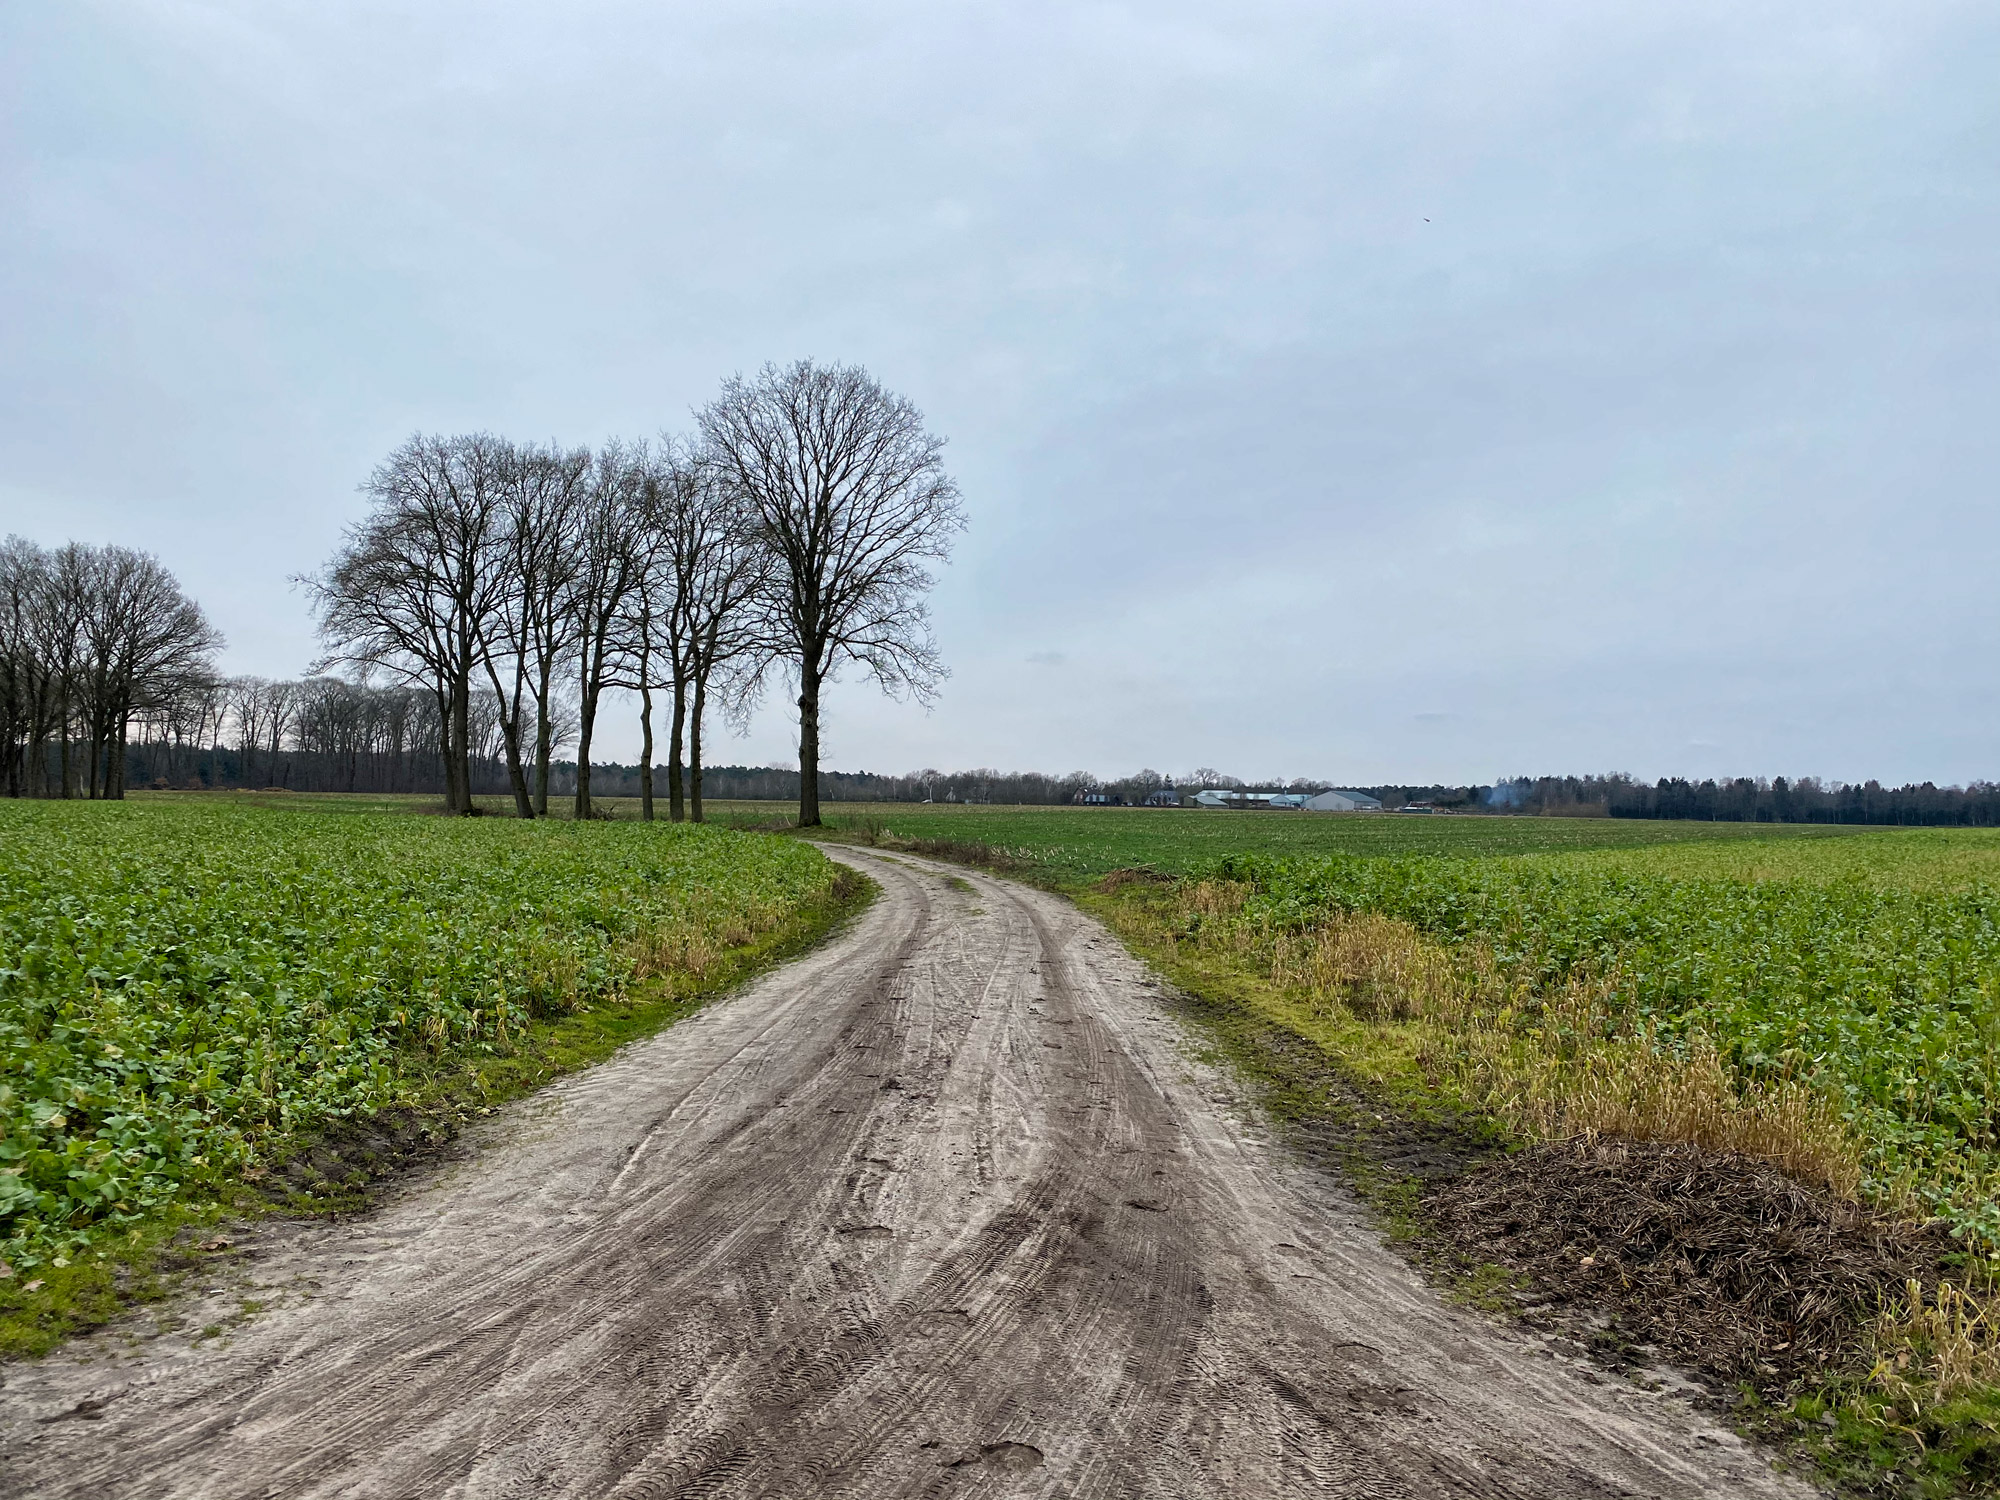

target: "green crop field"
[805,802,1867,878]
[0,799,842,1288]
[1221,847,2000,1246]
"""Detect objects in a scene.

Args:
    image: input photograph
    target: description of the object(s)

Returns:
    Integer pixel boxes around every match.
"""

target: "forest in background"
[93,730,2000,829]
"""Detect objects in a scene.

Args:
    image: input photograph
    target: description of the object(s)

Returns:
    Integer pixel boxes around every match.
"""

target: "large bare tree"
[622,438,773,823]
[476,440,592,817]
[72,546,220,798]
[564,442,646,820]
[611,445,678,823]
[697,361,963,827]
[307,434,510,814]
[677,450,776,823]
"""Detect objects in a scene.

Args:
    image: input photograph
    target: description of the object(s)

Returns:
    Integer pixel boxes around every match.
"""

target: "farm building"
[1191,789,1310,810]
[1304,789,1383,812]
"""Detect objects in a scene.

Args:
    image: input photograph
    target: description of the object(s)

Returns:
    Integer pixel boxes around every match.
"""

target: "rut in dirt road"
[0,848,1817,1499]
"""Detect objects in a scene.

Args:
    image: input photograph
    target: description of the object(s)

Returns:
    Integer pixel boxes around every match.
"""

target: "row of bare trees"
[308,361,965,824]
[123,675,516,795]
[0,537,222,798]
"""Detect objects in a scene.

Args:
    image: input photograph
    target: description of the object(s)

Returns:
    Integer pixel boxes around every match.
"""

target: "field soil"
[0,850,1815,1499]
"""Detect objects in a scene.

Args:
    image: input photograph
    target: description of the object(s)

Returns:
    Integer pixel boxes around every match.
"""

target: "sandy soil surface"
[0,848,1819,1499]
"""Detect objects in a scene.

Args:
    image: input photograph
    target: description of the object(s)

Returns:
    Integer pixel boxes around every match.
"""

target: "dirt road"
[0,848,1816,1498]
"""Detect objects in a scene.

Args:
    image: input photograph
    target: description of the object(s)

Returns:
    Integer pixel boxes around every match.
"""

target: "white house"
[1304,789,1383,812]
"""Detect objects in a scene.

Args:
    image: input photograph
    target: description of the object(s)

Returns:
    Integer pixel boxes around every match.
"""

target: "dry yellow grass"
[1154,879,1865,1197]
[628,902,787,987]
[1872,1279,2000,1405]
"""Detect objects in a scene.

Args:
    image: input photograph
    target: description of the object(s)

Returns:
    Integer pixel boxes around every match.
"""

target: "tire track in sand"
[0,849,1820,1499]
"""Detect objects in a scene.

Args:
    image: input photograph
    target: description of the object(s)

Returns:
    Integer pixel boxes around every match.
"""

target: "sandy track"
[0,848,1816,1499]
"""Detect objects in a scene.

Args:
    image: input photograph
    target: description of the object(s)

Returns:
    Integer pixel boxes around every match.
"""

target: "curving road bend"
[0,848,1816,1499]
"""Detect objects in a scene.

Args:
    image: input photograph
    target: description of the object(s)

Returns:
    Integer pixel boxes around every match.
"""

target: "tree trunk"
[110,714,129,799]
[638,680,655,823]
[797,665,821,828]
[666,668,687,824]
[58,695,74,798]
[484,660,534,818]
[451,672,474,814]
[533,660,553,817]
[690,673,707,824]
[573,686,597,820]
[435,686,464,814]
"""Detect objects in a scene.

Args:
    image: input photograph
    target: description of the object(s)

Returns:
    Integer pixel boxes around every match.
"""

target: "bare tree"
[513,443,592,816]
[228,675,271,788]
[0,539,220,798]
[613,449,678,823]
[0,538,53,797]
[307,434,510,814]
[71,546,222,798]
[471,440,593,817]
[564,442,646,820]
[697,360,964,827]
[259,678,297,788]
[614,438,775,824]
[224,675,298,790]
[38,544,92,797]
[127,679,200,788]
[678,453,776,823]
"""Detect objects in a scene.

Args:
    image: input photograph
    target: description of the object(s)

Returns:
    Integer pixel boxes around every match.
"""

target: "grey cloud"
[2,2,1994,784]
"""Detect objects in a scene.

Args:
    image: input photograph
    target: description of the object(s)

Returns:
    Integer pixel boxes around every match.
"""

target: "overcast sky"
[4,2,1996,786]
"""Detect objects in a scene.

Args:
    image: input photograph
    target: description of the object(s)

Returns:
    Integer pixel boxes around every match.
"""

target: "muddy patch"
[256,1107,458,1207]
[945,1440,1045,1472]
[1159,983,1505,1189]
[1153,955,1952,1410]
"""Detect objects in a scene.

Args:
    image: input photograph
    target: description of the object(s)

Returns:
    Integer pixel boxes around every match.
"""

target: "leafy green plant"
[0,800,837,1274]
[1211,851,2000,1250]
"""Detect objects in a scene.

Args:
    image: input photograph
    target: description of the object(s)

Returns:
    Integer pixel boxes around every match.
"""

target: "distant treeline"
[85,733,2000,829]
[684,766,1213,805]
[1491,774,2000,827]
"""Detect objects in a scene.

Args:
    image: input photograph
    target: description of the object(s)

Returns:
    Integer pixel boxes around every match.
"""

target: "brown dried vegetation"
[1428,1137,1950,1388]
[1149,877,1866,1198]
